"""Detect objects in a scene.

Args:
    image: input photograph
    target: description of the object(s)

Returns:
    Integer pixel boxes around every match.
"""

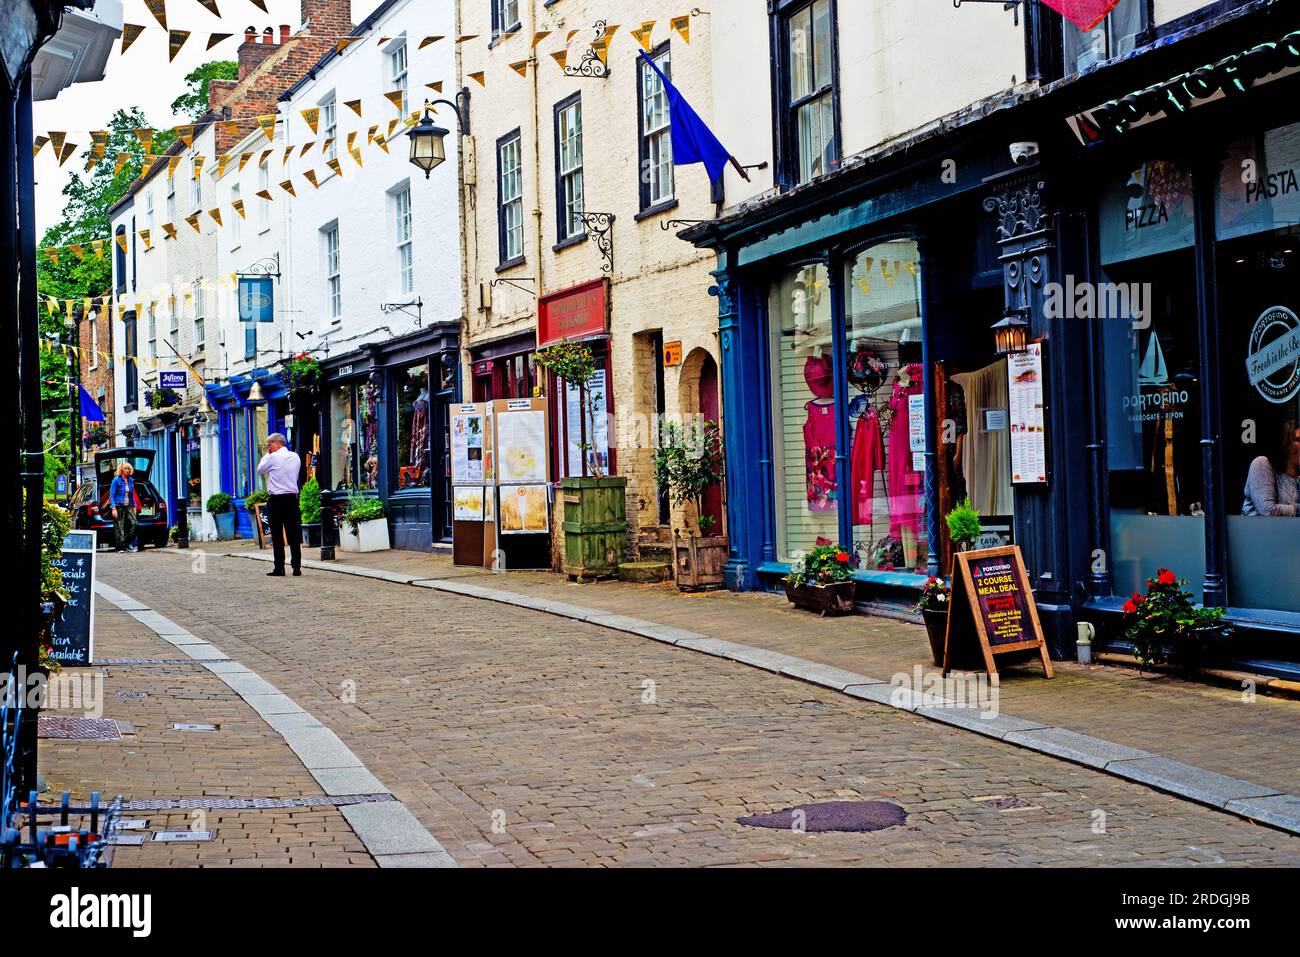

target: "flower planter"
[213,511,236,541]
[340,517,390,553]
[561,477,628,581]
[671,532,727,592]
[302,523,322,547]
[922,608,948,667]
[783,579,856,617]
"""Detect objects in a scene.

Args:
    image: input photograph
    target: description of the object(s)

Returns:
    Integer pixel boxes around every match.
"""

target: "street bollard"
[175,497,189,549]
[320,488,336,562]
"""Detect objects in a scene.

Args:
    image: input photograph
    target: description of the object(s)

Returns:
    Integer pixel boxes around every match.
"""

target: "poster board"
[491,398,551,569]
[1007,342,1048,485]
[451,403,492,567]
[49,531,96,667]
[251,503,288,550]
[943,546,1053,681]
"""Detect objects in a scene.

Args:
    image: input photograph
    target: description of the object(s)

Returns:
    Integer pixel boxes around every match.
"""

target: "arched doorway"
[679,348,724,534]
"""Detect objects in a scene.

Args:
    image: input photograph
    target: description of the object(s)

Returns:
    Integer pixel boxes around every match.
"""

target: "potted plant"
[783,543,857,616]
[945,498,983,554]
[340,493,389,552]
[534,341,627,581]
[146,386,182,410]
[1122,567,1233,672]
[655,419,727,591]
[207,492,235,540]
[244,489,269,510]
[84,425,110,448]
[280,354,322,399]
[300,477,323,546]
[915,577,951,666]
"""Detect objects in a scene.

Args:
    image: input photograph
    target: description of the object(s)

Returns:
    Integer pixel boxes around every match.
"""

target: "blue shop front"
[207,370,291,539]
[686,5,1300,671]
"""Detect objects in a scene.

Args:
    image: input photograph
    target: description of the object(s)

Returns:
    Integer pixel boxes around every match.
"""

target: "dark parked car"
[69,449,169,550]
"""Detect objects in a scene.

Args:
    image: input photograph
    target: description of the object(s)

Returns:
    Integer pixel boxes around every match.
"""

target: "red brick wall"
[78,307,115,456]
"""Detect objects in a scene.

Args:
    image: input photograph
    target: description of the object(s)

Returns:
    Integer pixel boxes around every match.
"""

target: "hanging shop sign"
[538,278,609,347]
[944,546,1053,682]
[238,275,274,323]
[49,531,96,667]
[1246,305,1300,405]
[160,371,188,390]
[1007,342,1048,485]
[1067,29,1300,146]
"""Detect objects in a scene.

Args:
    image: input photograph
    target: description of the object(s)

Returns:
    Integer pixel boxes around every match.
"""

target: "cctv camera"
[1010,141,1040,166]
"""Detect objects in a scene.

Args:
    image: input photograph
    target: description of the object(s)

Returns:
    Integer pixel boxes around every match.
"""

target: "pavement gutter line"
[221,550,1300,838]
[94,582,459,869]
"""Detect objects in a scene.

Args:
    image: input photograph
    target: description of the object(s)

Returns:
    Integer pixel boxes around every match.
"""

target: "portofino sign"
[1067,29,1300,146]
[1247,305,1300,405]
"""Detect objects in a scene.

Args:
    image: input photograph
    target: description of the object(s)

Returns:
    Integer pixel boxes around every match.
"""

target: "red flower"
[1122,600,1137,614]
[1157,568,1177,586]
[835,551,850,563]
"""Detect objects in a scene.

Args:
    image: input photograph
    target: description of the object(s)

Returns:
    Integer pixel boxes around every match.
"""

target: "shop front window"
[1218,121,1300,612]
[845,240,929,573]
[396,362,431,491]
[1102,160,1204,600]
[252,406,269,490]
[359,382,380,491]
[234,413,250,499]
[769,261,837,562]
[330,385,358,491]
[184,424,202,510]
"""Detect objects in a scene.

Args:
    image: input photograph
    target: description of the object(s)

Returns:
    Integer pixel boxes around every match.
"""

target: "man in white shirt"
[256,433,304,577]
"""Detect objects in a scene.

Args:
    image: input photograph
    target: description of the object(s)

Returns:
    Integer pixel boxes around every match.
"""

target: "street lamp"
[991,307,1031,356]
[407,89,471,179]
[247,379,265,403]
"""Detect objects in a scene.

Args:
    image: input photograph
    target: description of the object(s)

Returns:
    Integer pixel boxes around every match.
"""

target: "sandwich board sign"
[943,546,1053,682]
[49,531,96,667]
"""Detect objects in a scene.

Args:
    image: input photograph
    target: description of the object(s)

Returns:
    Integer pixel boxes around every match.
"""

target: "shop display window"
[233,414,250,499]
[330,385,358,491]
[769,261,838,562]
[844,241,928,573]
[1102,161,1205,599]
[1217,122,1300,611]
[395,362,432,492]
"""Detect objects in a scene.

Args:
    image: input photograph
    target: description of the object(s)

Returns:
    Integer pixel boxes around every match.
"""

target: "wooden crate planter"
[672,532,727,591]
[783,580,856,616]
[561,477,628,581]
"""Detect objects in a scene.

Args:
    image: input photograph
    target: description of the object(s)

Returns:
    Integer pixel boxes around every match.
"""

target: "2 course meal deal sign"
[944,546,1053,681]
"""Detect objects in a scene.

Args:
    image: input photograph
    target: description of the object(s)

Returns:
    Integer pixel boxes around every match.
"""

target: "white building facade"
[277,0,463,550]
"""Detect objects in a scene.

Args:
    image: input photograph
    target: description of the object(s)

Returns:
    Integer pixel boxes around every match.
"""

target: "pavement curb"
[219,551,1300,838]
[94,581,460,867]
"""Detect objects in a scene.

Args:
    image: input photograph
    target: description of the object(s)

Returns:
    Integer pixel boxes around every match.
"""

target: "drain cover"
[153,830,213,842]
[37,717,122,741]
[170,723,219,732]
[737,800,908,833]
[974,795,1038,811]
[108,834,147,846]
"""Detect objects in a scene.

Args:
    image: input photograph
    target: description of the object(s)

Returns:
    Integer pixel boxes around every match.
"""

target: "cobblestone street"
[37,550,1300,868]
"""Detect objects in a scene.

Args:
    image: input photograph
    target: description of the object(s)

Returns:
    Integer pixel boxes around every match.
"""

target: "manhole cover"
[37,716,122,741]
[974,795,1038,811]
[737,800,907,833]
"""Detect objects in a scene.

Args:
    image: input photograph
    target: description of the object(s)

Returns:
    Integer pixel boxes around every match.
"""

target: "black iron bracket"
[565,20,611,78]
[490,277,537,295]
[577,212,616,272]
[952,0,1024,24]
[237,252,281,283]
[380,297,424,326]
[660,218,708,232]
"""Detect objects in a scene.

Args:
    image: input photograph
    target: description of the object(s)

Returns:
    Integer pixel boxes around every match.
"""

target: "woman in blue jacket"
[108,462,138,553]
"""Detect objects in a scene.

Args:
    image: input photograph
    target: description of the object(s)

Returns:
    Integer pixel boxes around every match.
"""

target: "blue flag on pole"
[78,383,106,423]
[638,51,746,185]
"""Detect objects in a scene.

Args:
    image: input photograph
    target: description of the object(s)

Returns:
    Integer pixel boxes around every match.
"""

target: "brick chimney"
[301,0,352,36]
[237,24,285,81]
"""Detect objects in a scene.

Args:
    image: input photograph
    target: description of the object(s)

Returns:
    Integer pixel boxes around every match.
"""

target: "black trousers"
[268,493,303,572]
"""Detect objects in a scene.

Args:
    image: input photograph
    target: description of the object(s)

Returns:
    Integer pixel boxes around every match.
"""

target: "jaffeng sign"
[943,546,1052,682]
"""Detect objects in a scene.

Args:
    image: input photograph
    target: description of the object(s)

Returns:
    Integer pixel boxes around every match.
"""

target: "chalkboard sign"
[251,503,287,550]
[49,531,96,667]
[943,546,1052,681]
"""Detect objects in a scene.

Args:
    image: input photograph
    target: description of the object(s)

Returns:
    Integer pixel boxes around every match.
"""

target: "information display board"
[943,546,1053,682]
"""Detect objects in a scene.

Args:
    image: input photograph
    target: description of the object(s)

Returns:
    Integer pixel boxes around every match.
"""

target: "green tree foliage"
[36,107,176,490]
[170,60,238,121]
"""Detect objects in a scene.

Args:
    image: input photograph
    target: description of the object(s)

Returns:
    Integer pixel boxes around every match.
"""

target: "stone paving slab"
[1001,727,1154,770]
[339,802,448,857]
[1224,794,1300,833]
[1108,757,1284,808]
[375,851,459,868]
[912,706,1052,741]
[280,727,367,772]
[779,662,876,691]
[313,768,388,797]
